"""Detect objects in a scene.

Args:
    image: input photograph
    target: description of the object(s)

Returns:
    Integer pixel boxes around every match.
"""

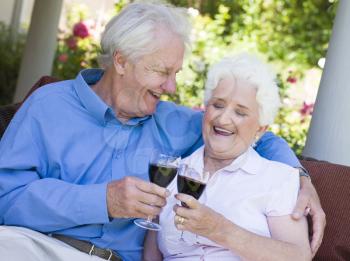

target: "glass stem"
[180,231,185,241]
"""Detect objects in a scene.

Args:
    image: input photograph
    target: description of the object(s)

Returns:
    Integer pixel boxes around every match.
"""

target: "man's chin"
[138,106,157,118]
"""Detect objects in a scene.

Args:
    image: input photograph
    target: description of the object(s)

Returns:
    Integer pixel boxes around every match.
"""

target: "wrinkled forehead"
[139,34,185,71]
[210,76,259,109]
[214,76,257,97]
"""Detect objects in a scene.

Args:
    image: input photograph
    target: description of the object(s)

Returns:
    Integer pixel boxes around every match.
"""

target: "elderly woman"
[143,53,312,261]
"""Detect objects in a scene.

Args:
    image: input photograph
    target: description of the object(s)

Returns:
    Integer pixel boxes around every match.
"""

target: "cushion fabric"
[301,159,350,261]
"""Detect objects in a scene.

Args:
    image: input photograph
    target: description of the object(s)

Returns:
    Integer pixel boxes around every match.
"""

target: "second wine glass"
[134,154,179,231]
[177,166,209,240]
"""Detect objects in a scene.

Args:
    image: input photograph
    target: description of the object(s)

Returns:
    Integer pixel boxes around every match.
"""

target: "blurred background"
[0,0,339,156]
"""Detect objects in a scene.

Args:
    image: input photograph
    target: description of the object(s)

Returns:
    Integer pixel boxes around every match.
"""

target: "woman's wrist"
[207,214,237,247]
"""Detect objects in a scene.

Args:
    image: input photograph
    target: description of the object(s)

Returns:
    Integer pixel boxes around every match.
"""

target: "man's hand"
[107,176,169,219]
[292,176,326,257]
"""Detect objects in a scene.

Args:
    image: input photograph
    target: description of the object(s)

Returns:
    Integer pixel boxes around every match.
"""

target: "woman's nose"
[217,109,233,125]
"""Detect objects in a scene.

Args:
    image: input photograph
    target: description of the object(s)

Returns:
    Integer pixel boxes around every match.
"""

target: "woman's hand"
[292,177,326,256]
[174,193,312,261]
[173,193,225,240]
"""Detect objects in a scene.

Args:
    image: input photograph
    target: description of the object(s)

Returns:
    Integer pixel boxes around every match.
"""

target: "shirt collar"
[74,69,109,125]
[74,68,151,126]
[185,146,263,176]
[183,146,205,175]
[238,147,264,175]
[127,115,150,126]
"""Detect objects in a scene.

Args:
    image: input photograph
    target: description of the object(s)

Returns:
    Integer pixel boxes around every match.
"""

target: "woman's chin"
[205,148,235,160]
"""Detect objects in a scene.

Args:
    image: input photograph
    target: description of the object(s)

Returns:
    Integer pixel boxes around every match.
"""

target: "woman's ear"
[256,125,269,139]
[113,51,127,75]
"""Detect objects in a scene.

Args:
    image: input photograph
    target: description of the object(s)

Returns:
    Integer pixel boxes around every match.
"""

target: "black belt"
[52,234,122,261]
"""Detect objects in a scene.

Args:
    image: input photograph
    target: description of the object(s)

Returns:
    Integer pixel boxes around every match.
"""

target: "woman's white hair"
[204,53,281,126]
[99,1,191,67]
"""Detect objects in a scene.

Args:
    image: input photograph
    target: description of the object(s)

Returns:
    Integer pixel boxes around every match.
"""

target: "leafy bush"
[0,22,25,105]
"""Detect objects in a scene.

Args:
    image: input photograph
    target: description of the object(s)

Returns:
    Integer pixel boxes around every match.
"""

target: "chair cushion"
[301,159,350,261]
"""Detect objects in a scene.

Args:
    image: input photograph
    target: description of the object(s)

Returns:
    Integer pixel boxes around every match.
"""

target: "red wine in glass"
[177,175,206,207]
[176,167,209,240]
[149,164,178,188]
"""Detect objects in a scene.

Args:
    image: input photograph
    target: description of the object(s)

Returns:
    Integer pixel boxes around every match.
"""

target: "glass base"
[134,219,161,231]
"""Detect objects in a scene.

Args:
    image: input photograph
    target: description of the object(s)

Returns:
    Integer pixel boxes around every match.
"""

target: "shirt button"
[121,125,129,131]
[114,149,123,159]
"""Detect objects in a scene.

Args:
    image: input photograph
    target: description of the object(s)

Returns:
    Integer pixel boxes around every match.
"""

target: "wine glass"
[134,154,180,231]
[177,166,209,240]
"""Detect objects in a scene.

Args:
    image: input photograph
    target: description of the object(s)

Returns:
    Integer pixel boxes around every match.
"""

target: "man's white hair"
[204,53,281,126]
[98,1,191,67]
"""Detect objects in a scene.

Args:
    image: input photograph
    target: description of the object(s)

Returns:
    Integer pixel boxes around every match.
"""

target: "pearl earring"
[252,134,260,148]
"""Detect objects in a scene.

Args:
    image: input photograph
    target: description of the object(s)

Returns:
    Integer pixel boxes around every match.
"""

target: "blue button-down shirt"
[0,69,301,260]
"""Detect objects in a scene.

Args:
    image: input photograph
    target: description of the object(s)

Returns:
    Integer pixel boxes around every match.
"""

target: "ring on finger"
[178,216,185,225]
[305,207,311,215]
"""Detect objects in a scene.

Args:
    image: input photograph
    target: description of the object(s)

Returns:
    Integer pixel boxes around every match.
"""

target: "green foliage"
[0,22,25,105]
[228,0,338,67]
[271,75,313,155]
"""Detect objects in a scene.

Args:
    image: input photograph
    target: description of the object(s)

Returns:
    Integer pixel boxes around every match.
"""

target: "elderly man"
[0,2,324,261]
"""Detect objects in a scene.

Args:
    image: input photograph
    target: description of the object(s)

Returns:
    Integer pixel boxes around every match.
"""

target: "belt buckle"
[88,244,114,261]
[107,249,113,261]
[88,244,95,256]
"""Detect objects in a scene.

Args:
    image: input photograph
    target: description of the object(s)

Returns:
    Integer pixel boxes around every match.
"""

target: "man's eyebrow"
[147,63,163,69]
[237,104,249,110]
[158,67,183,75]
[211,97,226,102]
[150,63,182,74]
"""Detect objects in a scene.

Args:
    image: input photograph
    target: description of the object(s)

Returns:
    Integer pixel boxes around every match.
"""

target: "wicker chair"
[0,103,19,138]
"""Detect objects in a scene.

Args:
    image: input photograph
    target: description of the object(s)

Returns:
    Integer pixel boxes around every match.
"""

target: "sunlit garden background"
[0,0,339,155]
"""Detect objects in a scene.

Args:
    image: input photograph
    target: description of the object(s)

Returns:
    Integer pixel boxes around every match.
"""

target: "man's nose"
[162,76,177,94]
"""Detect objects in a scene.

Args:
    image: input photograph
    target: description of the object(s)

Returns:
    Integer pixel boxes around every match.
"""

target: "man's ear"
[113,51,127,75]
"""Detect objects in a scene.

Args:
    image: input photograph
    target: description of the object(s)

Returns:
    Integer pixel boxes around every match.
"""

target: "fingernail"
[165,189,170,197]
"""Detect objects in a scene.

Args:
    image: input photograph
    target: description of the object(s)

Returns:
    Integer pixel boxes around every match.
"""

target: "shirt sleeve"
[0,101,109,232]
[265,167,300,216]
[181,111,204,158]
[254,131,302,168]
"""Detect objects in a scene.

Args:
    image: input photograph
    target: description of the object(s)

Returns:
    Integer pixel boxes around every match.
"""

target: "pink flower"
[73,22,90,38]
[287,76,297,84]
[66,36,77,50]
[300,102,314,116]
[58,53,68,63]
